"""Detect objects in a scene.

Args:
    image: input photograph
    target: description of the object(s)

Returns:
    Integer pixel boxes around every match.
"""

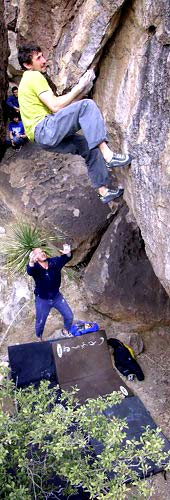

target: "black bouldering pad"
[8,331,132,401]
[93,395,170,479]
[8,341,58,387]
[52,330,132,402]
[104,395,158,438]
[7,337,170,492]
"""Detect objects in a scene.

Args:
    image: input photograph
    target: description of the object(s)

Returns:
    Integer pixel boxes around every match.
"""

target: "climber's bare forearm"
[39,86,82,113]
[39,69,95,113]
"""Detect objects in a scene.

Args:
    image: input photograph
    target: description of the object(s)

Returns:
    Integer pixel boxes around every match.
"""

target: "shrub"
[0,367,169,499]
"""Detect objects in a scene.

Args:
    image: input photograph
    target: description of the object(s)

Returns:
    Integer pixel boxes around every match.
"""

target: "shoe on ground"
[99,187,124,204]
[60,329,73,338]
[106,152,132,169]
[36,335,43,341]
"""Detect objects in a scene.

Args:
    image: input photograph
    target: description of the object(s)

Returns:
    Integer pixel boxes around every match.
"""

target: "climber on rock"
[18,43,132,204]
[27,244,73,340]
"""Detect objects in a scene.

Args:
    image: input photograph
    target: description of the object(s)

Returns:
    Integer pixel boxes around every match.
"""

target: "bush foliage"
[0,222,60,274]
[0,367,169,499]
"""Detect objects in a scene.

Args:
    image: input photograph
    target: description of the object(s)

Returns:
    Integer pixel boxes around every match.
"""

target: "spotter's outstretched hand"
[29,250,38,265]
[60,243,71,255]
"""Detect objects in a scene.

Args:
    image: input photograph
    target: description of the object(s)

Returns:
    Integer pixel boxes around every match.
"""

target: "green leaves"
[0,221,61,274]
[0,369,169,499]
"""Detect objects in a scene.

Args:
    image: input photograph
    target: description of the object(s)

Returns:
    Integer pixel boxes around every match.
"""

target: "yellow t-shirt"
[18,71,52,141]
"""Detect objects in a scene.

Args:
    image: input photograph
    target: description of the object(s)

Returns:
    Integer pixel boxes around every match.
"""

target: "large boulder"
[94,0,170,296]
[16,0,125,92]
[3,0,170,301]
[12,0,170,297]
[0,0,9,157]
[84,205,170,329]
[0,142,112,264]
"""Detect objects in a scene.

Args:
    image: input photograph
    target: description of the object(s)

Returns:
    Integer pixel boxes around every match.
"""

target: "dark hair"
[12,86,18,92]
[11,113,19,121]
[18,43,42,69]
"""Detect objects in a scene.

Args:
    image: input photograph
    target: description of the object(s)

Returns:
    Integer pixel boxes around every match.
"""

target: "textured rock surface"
[4,0,18,30]
[8,30,23,80]
[1,0,170,320]
[0,0,9,154]
[94,0,170,296]
[84,205,170,328]
[4,0,22,83]
[0,274,30,326]
[17,0,124,92]
[0,143,111,264]
[14,0,170,297]
[0,200,30,331]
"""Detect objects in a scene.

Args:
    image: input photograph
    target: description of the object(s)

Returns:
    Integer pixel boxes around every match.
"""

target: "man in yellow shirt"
[18,43,132,204]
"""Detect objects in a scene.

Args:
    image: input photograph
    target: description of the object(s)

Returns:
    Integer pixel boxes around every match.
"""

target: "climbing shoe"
[106,152,132,169]
[99,187,124,204]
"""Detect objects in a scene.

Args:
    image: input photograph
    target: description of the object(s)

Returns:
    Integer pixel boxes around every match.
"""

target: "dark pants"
[35,292,73,338]
[34,99,110,189]
[6,137,25,148]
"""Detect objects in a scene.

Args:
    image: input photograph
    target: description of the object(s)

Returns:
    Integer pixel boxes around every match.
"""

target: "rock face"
[4,0,22,83]
[0,274,30,326]
[8,30,22,81]
[0,201,30,330]
[13,0,170,296]
[0,143,111,264]
[17,0,124,92]
[84,205,170,329]
[4,0,18,30]
[1,0,170,329]
[0,0,8,155]
[94,0,170,296]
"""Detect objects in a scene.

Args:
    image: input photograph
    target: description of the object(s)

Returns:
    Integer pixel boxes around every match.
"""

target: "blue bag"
[70,321,99,336]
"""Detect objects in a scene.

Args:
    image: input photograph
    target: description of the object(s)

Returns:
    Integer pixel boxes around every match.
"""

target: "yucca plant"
[0,221,62,274]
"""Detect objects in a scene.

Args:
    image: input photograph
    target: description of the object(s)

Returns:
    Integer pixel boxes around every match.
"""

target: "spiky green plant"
[0,222,62,274]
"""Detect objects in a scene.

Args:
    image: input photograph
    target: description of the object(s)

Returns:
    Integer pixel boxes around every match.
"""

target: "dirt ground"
[0,272,170,499]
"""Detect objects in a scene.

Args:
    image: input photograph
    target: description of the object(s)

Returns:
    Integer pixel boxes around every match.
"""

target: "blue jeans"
[6,137,25,147]
[35,293,73,338]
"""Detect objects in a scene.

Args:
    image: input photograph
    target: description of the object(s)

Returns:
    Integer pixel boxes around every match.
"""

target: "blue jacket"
[26,254,72,299]
[6,95,19,109]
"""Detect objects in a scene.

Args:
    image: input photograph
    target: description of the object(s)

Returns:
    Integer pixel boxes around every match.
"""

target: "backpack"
[70,321,99,336]
[107,338,144,381]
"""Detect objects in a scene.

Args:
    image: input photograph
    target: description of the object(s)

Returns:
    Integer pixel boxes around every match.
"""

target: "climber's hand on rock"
[80,80,94,97]
[77,69,95,92]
